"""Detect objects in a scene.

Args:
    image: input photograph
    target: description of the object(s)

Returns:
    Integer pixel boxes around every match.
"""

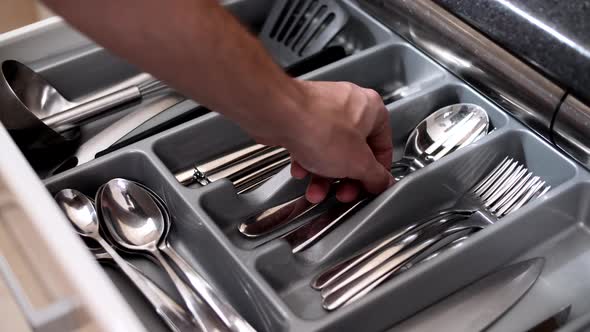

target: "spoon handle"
[151,250,225,332]
[94,238,195,332]
[160,244,256,332]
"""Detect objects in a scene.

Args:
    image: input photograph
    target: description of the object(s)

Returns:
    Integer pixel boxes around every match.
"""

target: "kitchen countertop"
[433,0,590,104]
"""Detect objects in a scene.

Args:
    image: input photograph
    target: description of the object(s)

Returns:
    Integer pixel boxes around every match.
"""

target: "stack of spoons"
[55,179,255,332]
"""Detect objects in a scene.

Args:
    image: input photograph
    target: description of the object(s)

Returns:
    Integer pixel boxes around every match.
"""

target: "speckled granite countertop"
[433,0,590,104]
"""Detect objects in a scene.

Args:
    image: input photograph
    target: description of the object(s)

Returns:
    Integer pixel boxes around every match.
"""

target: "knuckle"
[366,89,381,103]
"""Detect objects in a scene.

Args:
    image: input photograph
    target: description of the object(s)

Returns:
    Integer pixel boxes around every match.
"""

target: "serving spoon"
[99,179,255,332]
[54,189,196,332]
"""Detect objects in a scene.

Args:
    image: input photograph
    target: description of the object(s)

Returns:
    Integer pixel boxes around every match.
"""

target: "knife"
[389,258,544,332]
[526,305,571,332]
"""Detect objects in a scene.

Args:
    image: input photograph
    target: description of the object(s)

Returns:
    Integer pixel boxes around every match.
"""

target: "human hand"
[273,80,394,203]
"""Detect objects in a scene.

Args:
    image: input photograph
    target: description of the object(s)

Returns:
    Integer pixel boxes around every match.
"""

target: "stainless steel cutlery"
[389,258,544,332]
[54,189,198,332]
[526,305,571,332]
[312,157,551,311]
[98,180,226,331]
[90,243,197,332]
[56,180,256,332]
[238,103,490,251]
[175,144,290,191]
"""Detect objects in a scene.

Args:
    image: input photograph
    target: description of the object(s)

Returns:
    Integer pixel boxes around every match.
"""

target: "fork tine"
[483,166,527,208]
[496,176,540,216]
[535,185,551,199]
[479,160,519,201]
[504,180,547,216]
[473,157,511,194]
[489,171,532,213]
[424,111,475,155]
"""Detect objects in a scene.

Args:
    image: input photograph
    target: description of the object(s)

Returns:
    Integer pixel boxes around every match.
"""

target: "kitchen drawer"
[3,1,590,332]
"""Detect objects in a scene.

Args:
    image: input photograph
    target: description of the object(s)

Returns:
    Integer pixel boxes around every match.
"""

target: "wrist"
[250,78,312,147]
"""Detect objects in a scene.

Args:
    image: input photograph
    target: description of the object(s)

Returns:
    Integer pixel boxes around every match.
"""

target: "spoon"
[99,179,255,332]
[136,183,257,332]
[239,103,490,238]
[390,102,489,174]
[54,189,196,332]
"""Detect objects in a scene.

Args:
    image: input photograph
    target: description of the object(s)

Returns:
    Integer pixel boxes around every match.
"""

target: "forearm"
[43,0,306,143]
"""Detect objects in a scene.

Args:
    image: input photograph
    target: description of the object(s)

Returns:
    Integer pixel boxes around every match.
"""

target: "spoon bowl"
[54,189,100,236]
[99,178,165,251]
[1,60,75,120]
[99,178,225,330]
[0,61,78,166]
[0,60,166,171]
[394,103,489,173]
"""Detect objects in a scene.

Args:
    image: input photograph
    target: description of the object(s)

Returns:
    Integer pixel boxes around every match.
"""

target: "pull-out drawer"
[3,1,590,332]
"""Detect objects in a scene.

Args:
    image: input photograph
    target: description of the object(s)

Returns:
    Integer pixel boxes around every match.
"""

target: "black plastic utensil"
[260,0,349,67]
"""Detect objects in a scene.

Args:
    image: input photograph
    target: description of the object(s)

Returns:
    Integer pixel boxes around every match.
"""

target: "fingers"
[367,106,393,171]
[290,159,309,179]
[348,88,393,194]
[306,175,331,204]
[352,144,394,195]
[363,88,393,170]
[286,83,394,204]
[336,179,360,203]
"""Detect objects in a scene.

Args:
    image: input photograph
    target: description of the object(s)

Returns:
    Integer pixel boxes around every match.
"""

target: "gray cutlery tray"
[39,2,590,332]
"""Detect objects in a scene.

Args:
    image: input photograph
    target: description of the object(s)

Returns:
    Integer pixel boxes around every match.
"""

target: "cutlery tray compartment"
[30,2,590,332]
[45,151,289,332]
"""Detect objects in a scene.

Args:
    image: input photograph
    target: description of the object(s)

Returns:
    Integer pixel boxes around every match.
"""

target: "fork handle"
[311,223,418,290]
[311,210,469,290]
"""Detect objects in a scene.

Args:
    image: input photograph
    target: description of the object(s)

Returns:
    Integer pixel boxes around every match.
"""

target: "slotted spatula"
[260,0,349,67]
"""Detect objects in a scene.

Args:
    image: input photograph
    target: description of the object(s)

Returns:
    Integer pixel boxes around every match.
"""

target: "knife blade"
[389,258,544,332]
[526,305,571,332]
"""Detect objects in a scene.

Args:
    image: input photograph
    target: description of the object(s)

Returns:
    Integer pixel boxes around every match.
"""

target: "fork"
[312,157,546,290]
[315,157,551,310]
[344,232,472,306]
